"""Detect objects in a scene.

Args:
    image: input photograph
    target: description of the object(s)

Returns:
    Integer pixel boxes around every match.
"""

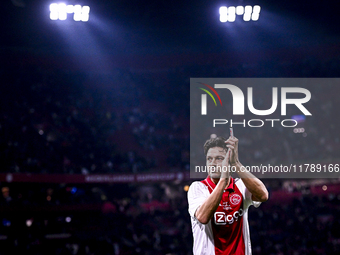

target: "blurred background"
[0,0,340,254]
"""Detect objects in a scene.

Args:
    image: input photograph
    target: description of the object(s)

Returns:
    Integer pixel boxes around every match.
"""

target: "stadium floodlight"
[219,6,228,22]
[236,6,244,15]
[219,5,261,22]
[81,6,90,22]
[66,5,74,14]
[49,3,58,20]
[227,6,236,22]
[252,5,261,21]
[58,3,67,20]
[73,5,82,21]
[243,6,252,21]
[49,3,90,22]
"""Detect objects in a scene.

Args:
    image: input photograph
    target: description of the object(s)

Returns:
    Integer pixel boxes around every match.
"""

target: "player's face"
[206,147,226,179]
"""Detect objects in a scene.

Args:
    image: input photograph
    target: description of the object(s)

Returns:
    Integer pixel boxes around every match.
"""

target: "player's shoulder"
[188,181,208,195]
[234,177,243,186]
[234,177,241,183]
[189,181,207,190]
[234,177,246,192]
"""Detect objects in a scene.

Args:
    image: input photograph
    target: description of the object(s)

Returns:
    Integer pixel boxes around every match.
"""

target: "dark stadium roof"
[1,0,340,57]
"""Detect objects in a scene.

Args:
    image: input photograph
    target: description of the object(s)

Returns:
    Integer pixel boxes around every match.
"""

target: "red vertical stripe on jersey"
[201,177,245,255]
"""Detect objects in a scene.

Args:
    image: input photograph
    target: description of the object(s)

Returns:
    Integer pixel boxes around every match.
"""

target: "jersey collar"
[206,176,234,191]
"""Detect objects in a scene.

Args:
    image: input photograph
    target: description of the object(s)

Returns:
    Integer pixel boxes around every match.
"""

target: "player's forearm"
[195,178,228,224]
[235,162,269,202]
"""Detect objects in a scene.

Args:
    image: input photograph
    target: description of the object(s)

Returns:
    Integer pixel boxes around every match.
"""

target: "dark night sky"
[1,0,340,55]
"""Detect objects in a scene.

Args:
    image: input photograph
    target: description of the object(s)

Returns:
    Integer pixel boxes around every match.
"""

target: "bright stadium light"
[73,5,82,21]
[227,6,236,22]
[219,6,228,22]
[49,3,58,20]
[219,5,261,22]
[66,5,74,13]
[81,6,90,22]
[252,5,261,21]
[236,6,244,15]
[58,3,67,20]
[49,3,90,22]
[243,6,252,21]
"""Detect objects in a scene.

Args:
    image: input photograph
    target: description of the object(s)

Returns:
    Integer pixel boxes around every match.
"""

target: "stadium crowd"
[0,53,339,254]
[1,56,339,175]
[0,181,340,255]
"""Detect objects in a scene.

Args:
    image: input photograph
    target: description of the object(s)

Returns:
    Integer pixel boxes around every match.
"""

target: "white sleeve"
[235,178,261,209]
[245,185,261,208]
[187,181,209,219]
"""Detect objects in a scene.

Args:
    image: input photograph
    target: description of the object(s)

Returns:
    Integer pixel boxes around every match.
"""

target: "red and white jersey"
[188,177,261,255]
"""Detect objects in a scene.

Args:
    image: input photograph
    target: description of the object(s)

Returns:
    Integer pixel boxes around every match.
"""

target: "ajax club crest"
[230,194,242,205]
